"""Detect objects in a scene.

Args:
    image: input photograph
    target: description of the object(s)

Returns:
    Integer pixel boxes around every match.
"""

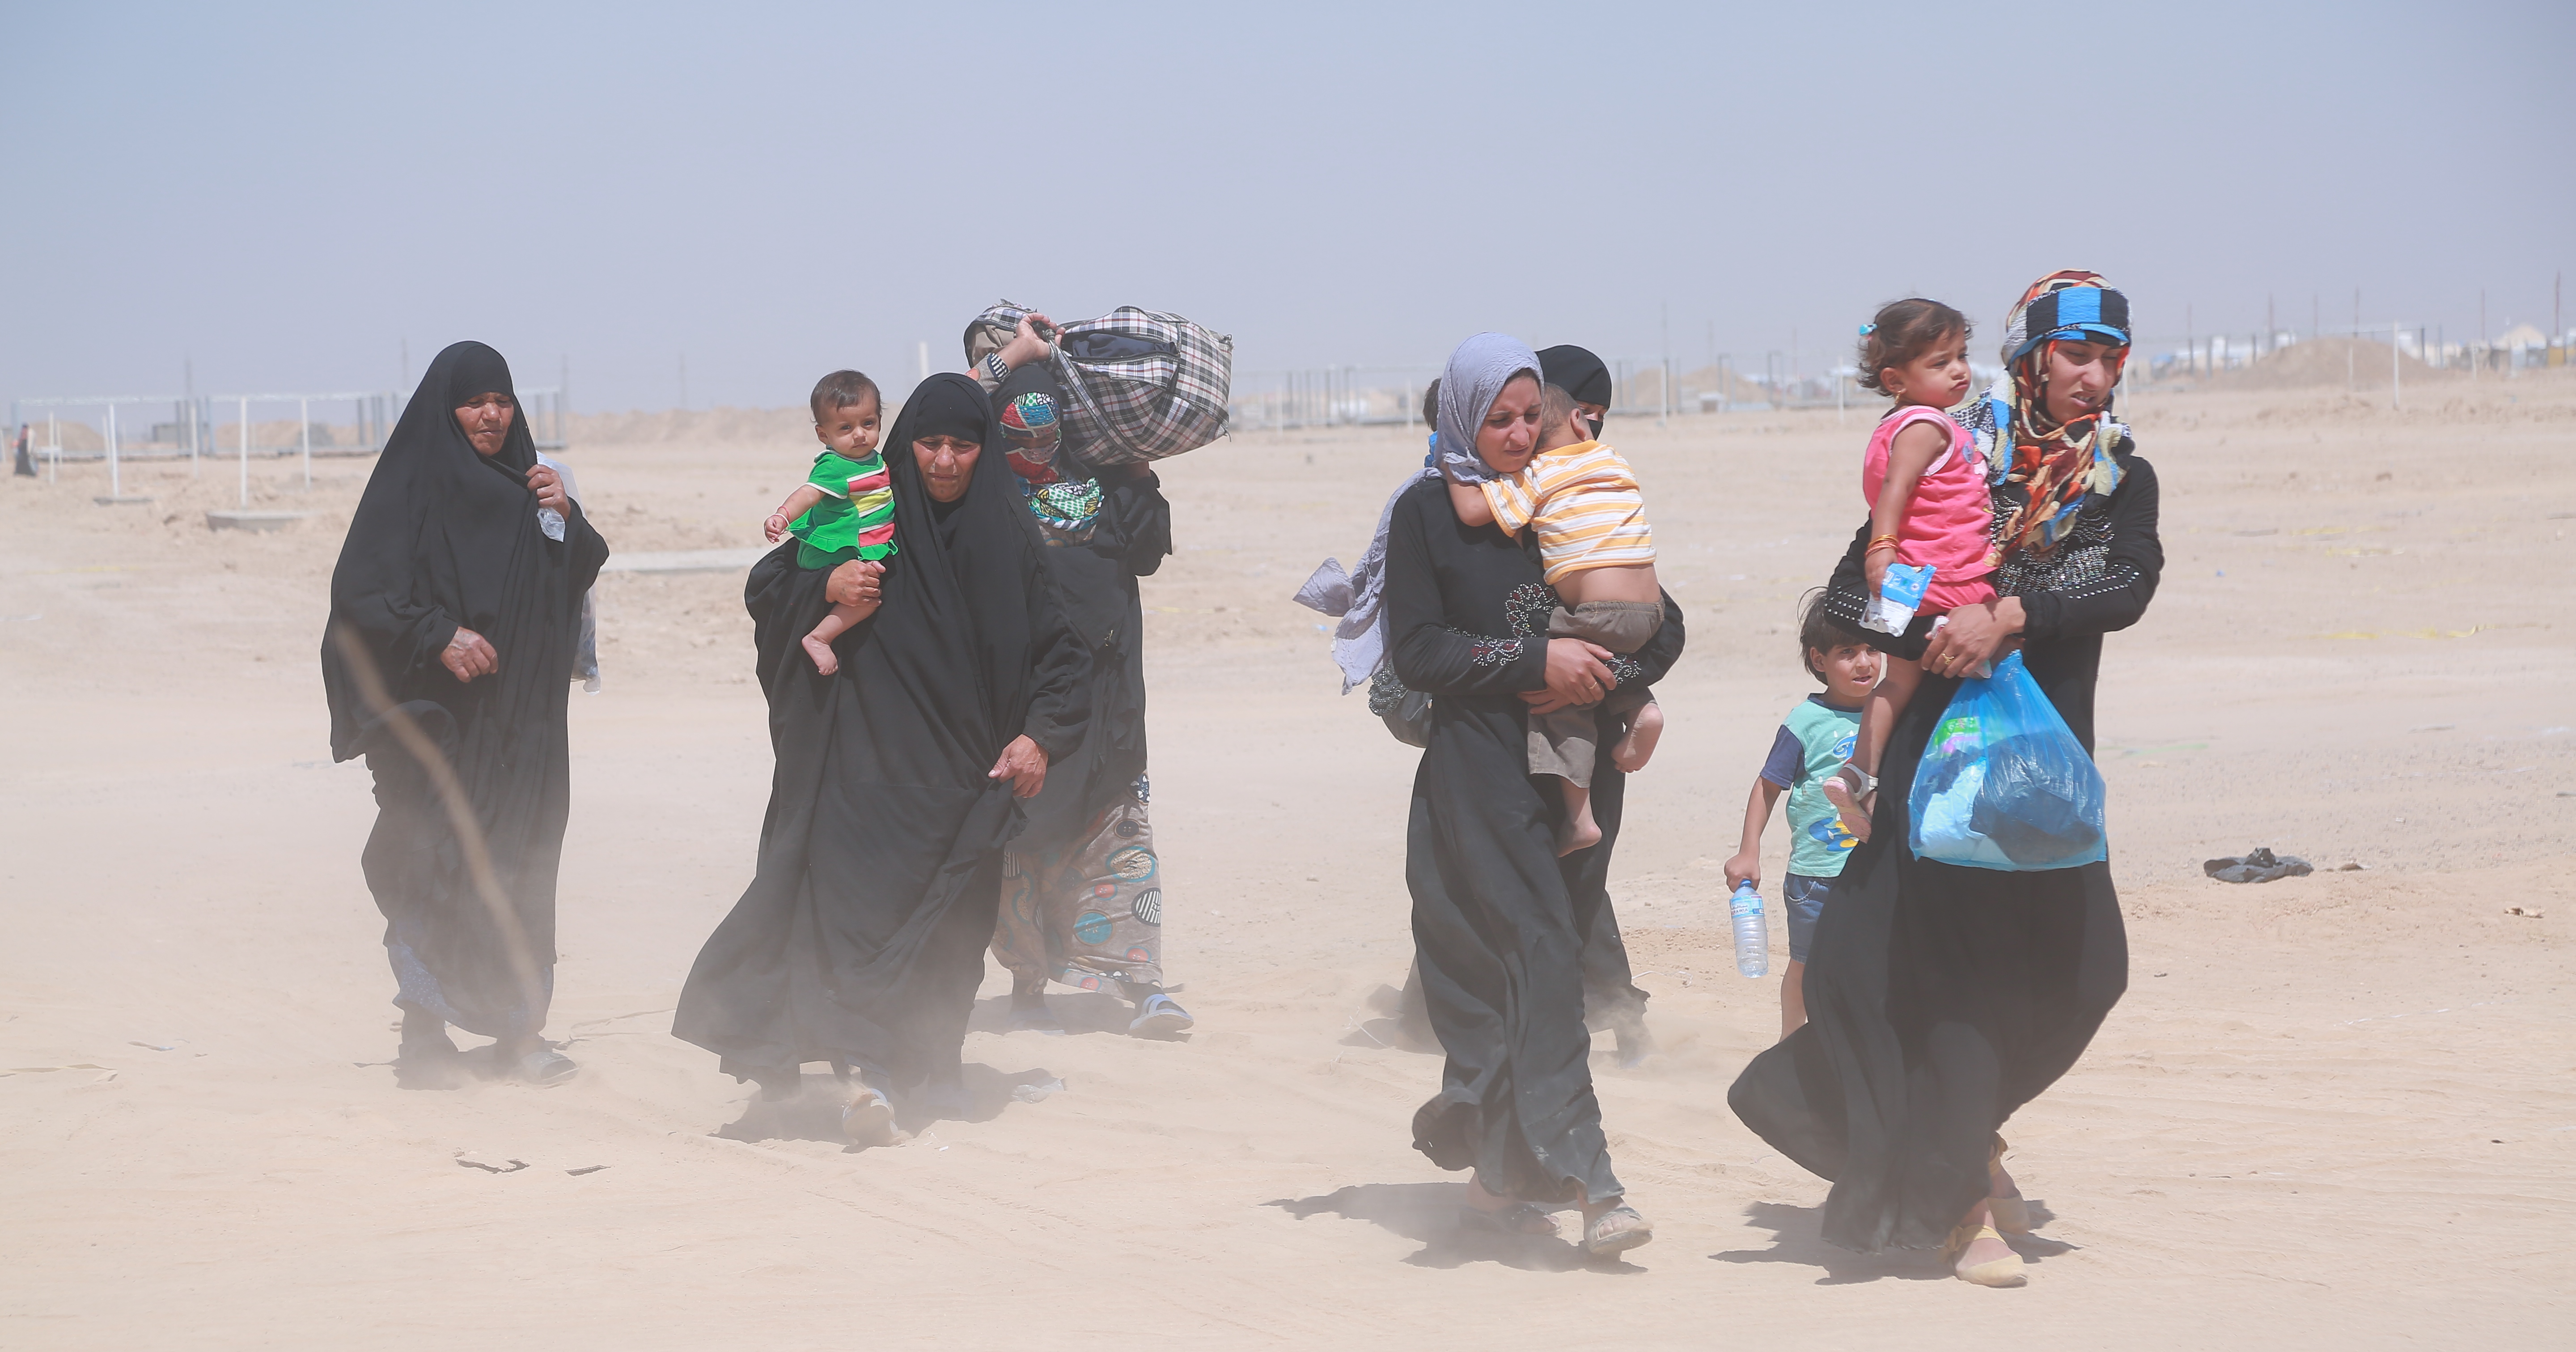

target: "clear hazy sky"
[4,1,2567,413]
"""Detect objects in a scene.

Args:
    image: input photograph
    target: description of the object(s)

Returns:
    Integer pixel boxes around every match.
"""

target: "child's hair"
[1538,382,1577,437]
[1419,379,1441,428]
[1798,587,1866,681]
[1855,299,1970,395]
[810,370,882,422]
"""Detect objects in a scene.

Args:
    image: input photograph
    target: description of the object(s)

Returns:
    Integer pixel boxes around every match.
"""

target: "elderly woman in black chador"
[322,340,609,1088]
[674,374,1091,1144]
[1730,270,2163,1287]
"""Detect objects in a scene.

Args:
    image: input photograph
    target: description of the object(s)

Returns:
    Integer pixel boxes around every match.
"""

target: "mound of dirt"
[2209,336,2448,392]
[567,405,816,446]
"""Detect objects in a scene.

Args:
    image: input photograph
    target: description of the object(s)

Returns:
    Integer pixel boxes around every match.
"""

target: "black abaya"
[1383,476,1686,1205]
[1729,447,2162,1252]
[673,374,1090,1092]
[322,341,609,1038]
[991,365,1169,851]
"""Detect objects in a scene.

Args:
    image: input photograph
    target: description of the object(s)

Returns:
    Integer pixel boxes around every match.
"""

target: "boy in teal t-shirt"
[1725,592,1879,1039]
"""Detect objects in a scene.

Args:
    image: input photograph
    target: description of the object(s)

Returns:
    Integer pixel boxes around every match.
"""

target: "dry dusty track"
[4,378,2571,1348]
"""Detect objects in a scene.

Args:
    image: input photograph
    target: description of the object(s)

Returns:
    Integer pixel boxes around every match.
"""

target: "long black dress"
[322,341,610,1039]
[673,374,1091,1093]
[1383,476,1685,1205]
[1729,446,2162,1252]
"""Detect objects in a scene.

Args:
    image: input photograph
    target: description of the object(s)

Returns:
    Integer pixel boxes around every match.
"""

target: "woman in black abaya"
[1384,334,1685,1258]
[674,374,1090,1144]
[1729,271,2161,1286]
[323,341,609,1088]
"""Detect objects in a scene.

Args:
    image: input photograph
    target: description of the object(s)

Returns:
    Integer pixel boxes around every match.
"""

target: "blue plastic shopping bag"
[1907,651,2108,871]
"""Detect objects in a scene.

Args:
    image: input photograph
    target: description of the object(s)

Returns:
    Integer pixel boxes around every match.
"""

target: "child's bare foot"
[802,633,839,676]
[1556,800,1603,856]
[1821,763,1875,844]
[1611,702,1664,774]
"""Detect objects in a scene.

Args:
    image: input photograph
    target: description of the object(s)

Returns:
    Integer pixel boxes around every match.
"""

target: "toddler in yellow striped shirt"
[1450,383,1664,855]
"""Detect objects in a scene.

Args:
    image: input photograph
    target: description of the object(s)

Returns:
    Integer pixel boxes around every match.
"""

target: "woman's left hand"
[1542,638,1617,707]
[1519,687,1578,714]
[1921,596,2026,677]
[527,463,568,514]
[989,735,1049,798]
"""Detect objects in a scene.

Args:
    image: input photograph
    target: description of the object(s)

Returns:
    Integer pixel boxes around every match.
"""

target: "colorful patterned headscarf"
[1984,269,2132,562]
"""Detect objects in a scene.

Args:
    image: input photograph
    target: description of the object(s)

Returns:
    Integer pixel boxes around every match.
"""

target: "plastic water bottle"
[1730,883,1770,978]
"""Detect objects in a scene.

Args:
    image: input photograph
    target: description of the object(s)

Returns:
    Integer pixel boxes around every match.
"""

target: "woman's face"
[1474,374,1543,475]
[2039,340,2123,424]
[914,434,982,502]
[454,392,516,457]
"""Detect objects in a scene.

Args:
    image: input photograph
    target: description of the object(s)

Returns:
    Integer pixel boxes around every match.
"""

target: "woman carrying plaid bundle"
[970,310,1197,1038]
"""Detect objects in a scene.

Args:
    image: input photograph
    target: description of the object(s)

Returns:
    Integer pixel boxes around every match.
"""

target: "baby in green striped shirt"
[764,370,898,674]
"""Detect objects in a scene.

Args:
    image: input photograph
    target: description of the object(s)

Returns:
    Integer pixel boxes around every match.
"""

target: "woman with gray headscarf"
[1379,334,1683,1257]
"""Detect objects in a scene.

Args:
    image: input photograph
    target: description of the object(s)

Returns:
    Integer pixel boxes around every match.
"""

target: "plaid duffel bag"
[966,300,1233,465]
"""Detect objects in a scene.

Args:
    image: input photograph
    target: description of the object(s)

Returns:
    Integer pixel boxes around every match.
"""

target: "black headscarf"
[1538,344,1615,410]
[674,372,1091,1088]
[906,376,990,449]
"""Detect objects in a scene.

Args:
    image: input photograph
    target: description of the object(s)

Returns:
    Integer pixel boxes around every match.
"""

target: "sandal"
[1941,1220,2027,1288]
[511,1047,578,1086]
[1584,1204,1654,1257]
[1128,993,1195,1038]
[1821,763,1877,840]
[841,1086,899,1147]
[1457,1202,1560,1237]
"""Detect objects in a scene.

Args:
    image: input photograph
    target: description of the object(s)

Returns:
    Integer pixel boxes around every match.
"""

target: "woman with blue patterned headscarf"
[1733,269,2165,1287]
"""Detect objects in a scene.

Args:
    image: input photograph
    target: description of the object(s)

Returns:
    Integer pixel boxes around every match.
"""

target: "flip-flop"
[1128,993,1195,1038]
[1584,1204,1654,1257]
[511,1048,578,1086]
[841,1087,899,1147]
[1457,1202,1560,1237]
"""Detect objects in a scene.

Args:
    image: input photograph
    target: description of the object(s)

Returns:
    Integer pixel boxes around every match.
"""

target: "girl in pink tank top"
[1823,299,1993,841]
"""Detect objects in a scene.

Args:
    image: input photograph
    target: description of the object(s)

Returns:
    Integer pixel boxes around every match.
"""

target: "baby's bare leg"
[801,601,870,676]
[1557,778,1602,857]
[1824,656,1920,843]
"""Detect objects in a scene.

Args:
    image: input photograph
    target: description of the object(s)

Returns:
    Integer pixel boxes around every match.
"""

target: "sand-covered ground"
[3,374,2571,1348]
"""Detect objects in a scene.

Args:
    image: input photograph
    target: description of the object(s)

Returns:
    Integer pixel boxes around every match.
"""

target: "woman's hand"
[1863,544,1893,595]
[1519,687,1576,714]
[826,559,885,607]
[1921,596,2026,678]
[1542,638,1617,707]
[998,313,1057,372]
[988,735,1049,798]
[442,626,499,682]
[526,463,568,515]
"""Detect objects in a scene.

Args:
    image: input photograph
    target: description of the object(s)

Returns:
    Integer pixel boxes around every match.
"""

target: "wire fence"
[11,388,568,503]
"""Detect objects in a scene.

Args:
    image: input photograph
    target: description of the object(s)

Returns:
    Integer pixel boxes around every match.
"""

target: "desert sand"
[3,371,2571,1348]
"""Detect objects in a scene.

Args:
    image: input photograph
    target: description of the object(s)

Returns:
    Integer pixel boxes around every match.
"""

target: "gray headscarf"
[1293,332,1543,691]
[1434,332,1541,486]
